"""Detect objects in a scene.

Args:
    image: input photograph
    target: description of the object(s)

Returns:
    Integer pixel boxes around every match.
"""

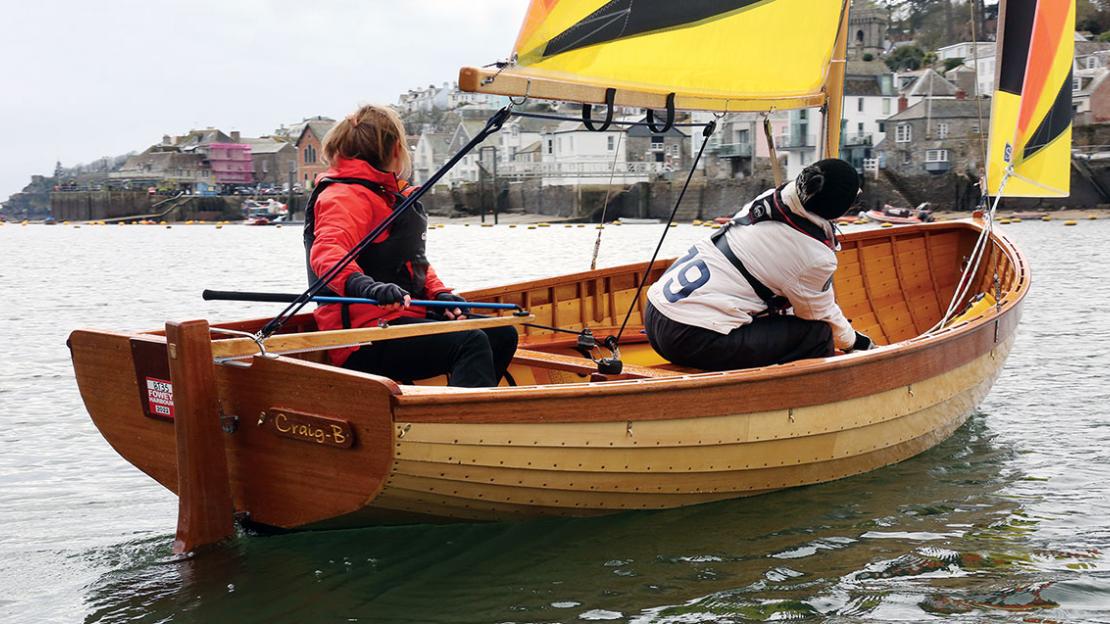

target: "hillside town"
[4,1,1110,222]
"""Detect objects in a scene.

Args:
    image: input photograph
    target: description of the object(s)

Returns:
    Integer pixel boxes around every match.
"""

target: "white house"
[936,41,994,62]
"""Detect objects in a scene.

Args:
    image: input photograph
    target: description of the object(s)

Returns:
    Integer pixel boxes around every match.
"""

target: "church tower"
[848,0,889,60]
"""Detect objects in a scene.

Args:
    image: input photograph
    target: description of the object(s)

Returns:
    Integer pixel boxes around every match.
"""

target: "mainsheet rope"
[590,130,624,270]
[255,106,513,340]
[612,119,717,346]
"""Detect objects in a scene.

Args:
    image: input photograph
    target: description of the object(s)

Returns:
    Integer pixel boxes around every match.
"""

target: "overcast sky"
[0,1,528,202]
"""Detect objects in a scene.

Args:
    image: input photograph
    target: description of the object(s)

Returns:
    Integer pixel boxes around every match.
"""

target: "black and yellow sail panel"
[986,0,1074,197]
[460,0,849,113]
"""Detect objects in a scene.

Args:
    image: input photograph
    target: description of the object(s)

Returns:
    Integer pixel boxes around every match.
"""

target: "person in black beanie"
[644,158,874,371]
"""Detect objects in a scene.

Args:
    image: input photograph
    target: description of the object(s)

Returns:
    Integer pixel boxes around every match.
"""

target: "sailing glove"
[850,331,874,352]
[429,292,470,320]
[346,274,408,306]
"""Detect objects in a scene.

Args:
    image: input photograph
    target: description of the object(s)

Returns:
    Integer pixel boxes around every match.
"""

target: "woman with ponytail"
[304,104,517,387]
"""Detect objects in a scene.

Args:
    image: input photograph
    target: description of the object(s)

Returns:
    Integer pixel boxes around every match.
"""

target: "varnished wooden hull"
[69,220,1028,528]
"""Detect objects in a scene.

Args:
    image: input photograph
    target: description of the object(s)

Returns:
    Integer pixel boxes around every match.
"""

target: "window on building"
[607,136,615,151]
[1074,76,1082,91]
[926,149,949,162]
[902,150,912,165]
[1088,56,1098,70]
[882,98,891,115]
[895,124,912,143]
[737,128,750,143]
[971,124,980,134]
[650,136,664,151]
[670,144,680,156]
[937,122,949,139]
[878,121,886,132]
[546,139,553,154]
[858,97,864,112]
[857,122,864,134]
[304,145,317,164]
[262,160,269,173]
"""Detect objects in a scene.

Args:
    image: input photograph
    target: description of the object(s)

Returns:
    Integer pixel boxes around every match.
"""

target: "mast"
[823,0,852,159]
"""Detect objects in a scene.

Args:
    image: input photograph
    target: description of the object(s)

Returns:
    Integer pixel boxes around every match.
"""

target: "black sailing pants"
[644,302,833,371]
[342,317,518,388]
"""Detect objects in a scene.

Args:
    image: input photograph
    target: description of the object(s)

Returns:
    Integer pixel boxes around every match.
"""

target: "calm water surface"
[1,219,1109,623]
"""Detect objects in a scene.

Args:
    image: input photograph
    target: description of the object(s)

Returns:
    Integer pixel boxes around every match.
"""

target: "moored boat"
[867,205,934,225]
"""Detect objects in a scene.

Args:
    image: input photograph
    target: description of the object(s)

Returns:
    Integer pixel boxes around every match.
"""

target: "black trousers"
[644,302,833,371]
[343,317,518,388]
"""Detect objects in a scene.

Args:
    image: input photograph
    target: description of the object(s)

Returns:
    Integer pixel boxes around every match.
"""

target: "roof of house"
[846,59,892,77]
[510,116,561,133]
[517,140,542,154]
[1077,41,1110,57]
[886,98,983,122]
[845,77,884,96]
[241,137,292,154]
[174,128,232,148]
[292,117,337,146]
[904,69,959,97]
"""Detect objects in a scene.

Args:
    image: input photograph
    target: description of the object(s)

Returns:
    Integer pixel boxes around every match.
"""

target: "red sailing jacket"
[309,157,449,365]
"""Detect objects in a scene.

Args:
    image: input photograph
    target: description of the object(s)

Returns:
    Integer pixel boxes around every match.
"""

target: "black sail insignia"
[543,0,772,57]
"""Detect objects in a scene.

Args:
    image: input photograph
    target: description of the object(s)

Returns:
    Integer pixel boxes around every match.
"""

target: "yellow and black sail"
[986,0,1074,197]
[460,0,850,113]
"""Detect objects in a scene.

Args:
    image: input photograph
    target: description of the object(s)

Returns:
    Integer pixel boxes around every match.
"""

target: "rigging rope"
[255,106,513,340]
[590,130,624,270]
[612,119,717,346]
[926,169,1010,334]
[969,1,989,175]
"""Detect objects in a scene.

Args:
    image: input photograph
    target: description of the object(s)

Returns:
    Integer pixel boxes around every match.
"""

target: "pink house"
[208,143,254,184]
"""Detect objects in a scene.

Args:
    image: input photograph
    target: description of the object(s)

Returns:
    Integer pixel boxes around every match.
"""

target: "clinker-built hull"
[69,220,1026,529]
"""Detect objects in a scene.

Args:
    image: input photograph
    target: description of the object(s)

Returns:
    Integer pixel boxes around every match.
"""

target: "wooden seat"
[512,349,677,379]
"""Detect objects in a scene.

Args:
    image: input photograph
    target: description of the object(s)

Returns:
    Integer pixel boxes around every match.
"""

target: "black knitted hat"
[795,158,861,220]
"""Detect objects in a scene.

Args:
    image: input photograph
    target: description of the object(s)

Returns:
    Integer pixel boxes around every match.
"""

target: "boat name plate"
[259,408,355,449]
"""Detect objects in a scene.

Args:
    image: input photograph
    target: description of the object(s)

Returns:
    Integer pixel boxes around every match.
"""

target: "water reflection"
[82,413,1055,623]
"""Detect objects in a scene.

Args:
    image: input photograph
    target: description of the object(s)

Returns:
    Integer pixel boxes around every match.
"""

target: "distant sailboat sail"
[460,0,851,113]
[986,0,1075,197]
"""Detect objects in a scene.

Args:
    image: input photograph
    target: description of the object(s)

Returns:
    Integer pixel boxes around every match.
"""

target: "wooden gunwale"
[386,221,1026,424]
[69,218,1028,529]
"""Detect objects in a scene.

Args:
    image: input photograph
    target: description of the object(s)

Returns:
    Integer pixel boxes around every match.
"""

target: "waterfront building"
[901,68,959,108]
[207,143,253,186]
[935,41,994,63]
[291,117,335,190]
[241,138,296,187]
[413,132,453,186]
[841,60,898,171]
[693,111,789,180]
[399,82,509,114]
[874,97,984,177]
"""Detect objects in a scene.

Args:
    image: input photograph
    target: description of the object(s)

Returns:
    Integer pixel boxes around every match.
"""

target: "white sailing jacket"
[647,190,856,350]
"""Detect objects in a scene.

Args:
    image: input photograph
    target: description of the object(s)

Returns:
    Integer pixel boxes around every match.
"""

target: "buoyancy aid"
[720,185,838,250]
[303,177,430,299]
[708,185,838,314]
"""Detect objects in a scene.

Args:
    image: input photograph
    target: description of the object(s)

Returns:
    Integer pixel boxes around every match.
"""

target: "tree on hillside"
[1078,0,1110,34]
[885,45,926,71]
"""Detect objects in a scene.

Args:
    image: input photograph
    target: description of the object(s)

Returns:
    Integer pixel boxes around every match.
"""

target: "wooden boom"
[210,314,534,360]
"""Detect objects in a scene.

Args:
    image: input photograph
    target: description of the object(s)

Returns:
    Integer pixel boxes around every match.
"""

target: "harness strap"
[711,230,788,313]
[340,303,352,329]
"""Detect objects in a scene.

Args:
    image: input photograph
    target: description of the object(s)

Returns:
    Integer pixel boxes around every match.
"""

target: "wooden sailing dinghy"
[68,0,1072,547]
